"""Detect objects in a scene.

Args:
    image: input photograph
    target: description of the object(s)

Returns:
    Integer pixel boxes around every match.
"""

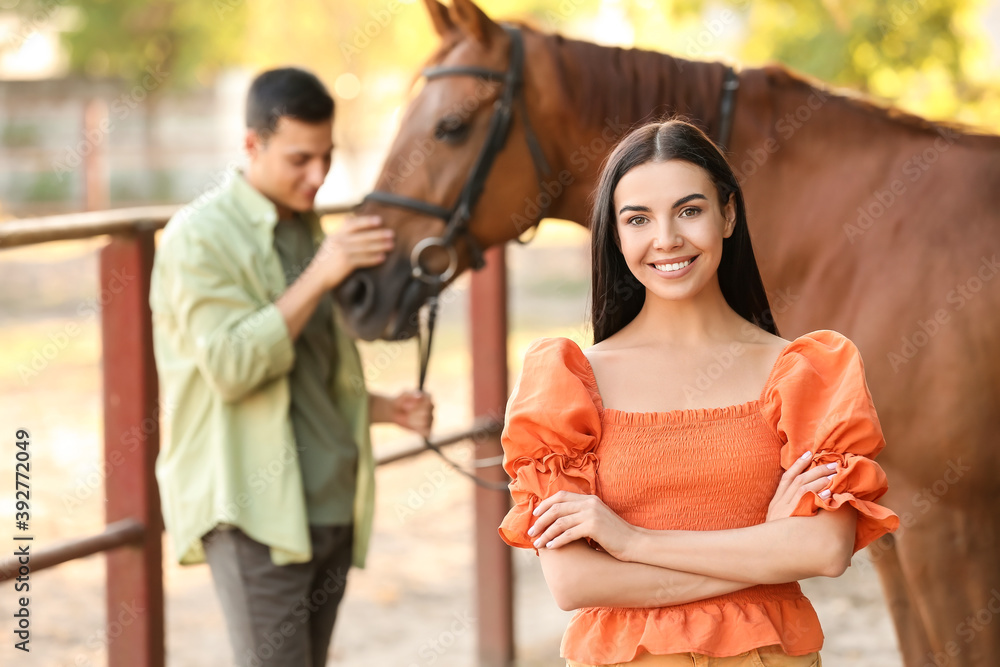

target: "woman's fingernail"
[532,507,540,516]
[546,541,554,549]
[826,463,837,470]
[819,489,832,498]
[800,451,812,459]
[827,474,836,480]
[527,527,536,537]
[533,538,542,548]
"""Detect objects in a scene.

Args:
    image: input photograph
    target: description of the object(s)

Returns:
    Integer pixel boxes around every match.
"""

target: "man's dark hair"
[246,67,334,139]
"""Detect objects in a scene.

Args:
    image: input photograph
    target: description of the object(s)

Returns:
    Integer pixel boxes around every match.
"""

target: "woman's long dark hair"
[589,118,779,343]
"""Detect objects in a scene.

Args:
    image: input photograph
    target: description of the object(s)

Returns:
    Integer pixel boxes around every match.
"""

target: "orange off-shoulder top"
[497,329,900,665]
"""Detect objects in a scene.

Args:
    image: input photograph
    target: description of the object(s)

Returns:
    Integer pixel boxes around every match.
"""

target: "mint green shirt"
[149,168,375,568]
[272,215,358,525]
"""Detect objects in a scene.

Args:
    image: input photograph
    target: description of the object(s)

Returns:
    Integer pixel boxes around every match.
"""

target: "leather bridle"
[356,25,741,490]
[362,24,553,286]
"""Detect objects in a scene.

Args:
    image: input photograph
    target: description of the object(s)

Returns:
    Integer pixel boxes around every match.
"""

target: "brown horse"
[333,1,1000,664]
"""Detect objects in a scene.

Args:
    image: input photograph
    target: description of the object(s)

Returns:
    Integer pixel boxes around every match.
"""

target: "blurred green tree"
[18,0,247,87]
[23,0,997,132]
[617,0,999,132]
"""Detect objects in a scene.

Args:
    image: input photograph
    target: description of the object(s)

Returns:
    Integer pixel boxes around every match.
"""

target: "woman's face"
[612,159,735,302]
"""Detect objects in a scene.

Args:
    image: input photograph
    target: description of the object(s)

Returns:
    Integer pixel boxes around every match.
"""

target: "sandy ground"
[0,225,903,666]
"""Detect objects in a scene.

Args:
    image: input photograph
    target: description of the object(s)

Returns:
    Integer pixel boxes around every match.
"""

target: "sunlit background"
[1,0,998,217]
[0,2,997,665]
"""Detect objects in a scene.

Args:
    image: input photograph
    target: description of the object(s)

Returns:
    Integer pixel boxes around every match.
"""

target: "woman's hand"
[528,491,639,560]
[767,450,839,522]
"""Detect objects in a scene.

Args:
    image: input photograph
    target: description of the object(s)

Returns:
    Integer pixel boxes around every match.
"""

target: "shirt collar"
[227,166,324,245]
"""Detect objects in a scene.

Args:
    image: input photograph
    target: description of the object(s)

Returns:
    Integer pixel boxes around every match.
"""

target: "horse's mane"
[759,65,989,139]
[531,26,729,132]
[418,22,994,142]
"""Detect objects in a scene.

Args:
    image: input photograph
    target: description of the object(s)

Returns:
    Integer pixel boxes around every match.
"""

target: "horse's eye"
[434,114,469,143]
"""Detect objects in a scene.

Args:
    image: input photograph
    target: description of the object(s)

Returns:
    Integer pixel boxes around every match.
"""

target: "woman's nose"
[653,220,682,249]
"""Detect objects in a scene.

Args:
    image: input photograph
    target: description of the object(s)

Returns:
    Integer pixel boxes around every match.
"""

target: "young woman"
[498,119,899,667]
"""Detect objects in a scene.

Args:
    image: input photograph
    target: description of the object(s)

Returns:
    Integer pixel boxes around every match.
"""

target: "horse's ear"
[448,0,500,46]
[422,0,456,37]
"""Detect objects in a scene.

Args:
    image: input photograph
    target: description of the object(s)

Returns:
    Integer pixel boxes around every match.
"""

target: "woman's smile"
[648,254,700,277]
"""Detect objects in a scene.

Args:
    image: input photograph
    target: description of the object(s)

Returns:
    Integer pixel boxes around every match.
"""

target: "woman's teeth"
[653,257,693,272]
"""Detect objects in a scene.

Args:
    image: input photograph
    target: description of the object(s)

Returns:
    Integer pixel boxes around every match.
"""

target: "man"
[150,67,433,666]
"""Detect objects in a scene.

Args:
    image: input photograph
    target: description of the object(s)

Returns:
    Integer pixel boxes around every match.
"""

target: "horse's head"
[334,0,561,341]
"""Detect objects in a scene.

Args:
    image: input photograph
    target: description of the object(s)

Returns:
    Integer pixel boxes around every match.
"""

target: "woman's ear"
[723,193,736,238]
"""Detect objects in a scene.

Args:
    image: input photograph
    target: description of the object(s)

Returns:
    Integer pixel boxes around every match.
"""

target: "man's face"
[245,116,333,215]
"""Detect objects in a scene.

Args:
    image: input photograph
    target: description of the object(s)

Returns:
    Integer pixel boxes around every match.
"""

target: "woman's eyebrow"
[618,204,651,215]
[672,193,708,208]
[618,193,708,216]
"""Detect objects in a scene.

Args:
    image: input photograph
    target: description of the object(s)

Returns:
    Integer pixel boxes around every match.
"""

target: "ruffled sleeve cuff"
[790,451,900,553]
[499,450,599,550]
[497,337,602,552]
[762,330,900,554]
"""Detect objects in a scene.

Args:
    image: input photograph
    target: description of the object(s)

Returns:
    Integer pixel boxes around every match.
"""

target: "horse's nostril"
[344,273,375,316]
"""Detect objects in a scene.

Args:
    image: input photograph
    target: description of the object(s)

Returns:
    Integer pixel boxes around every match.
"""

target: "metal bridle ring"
[410,236,458,285]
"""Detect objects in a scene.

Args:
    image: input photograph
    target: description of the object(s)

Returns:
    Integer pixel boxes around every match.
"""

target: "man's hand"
[371,390,434,438]
[311,215,394,290]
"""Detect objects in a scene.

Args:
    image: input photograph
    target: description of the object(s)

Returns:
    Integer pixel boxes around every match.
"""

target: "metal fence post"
[470,244,514,666]
[100,226,164,667]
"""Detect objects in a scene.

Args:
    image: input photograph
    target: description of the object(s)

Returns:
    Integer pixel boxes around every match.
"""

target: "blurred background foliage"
[14,0,1000,132]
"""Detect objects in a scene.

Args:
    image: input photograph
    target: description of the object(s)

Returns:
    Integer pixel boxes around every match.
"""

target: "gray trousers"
[202,524,354,667]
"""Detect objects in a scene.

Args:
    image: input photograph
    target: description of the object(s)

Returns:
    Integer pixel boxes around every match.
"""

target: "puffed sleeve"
[760,330,900,554]
[497,337,602,551]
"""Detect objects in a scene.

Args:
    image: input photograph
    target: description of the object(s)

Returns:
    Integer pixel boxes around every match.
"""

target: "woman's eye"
[434,115,469,142]
[626,216,647,226]
[680,207,701,218]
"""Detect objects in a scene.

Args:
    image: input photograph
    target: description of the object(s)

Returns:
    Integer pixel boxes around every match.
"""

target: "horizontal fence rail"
[1,202,514,666]
[0,519,144,581]
[0,203,355,248]
[0,419,504,583]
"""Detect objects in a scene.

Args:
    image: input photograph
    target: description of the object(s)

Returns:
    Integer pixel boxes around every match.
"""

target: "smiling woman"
[497,120,900,667]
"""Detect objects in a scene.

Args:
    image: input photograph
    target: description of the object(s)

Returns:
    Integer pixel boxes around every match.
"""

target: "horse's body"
[335,2,1000,664]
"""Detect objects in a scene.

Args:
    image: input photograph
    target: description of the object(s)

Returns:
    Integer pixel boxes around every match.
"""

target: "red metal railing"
[0,205,512,666]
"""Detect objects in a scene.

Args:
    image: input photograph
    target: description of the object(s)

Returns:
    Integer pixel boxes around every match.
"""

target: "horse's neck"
[731,69,996,222]
[537,35,728,226]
